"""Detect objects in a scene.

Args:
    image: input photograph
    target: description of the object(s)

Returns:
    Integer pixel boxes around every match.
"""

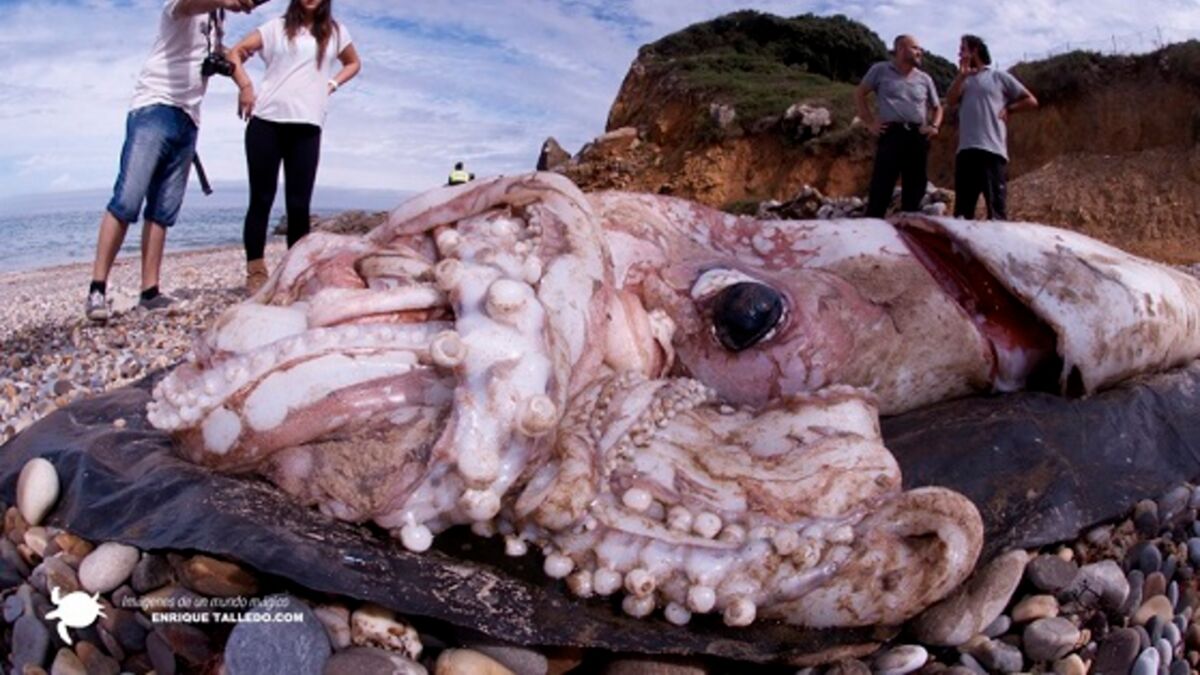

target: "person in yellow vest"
[447,161,474,186]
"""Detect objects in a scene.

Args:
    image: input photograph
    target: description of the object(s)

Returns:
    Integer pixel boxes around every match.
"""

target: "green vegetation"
[1010,40,1200,105]
[640,11,957,137]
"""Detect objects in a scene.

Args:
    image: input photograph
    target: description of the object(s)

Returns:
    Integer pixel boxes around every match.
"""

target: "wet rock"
[17,458,59,526]
[1134,595,1175,625]
[1093,627,1141,675]
[13,613,51,671]
[1053,653,1086,675]
[913,550,1029,646]
[78,542,139,594]
[5,506,30,546]
[225,594,330,675]
[1027,554,1079,593]
[1012,594,1059,622]
[1170,658,1190,675]
[175,554,258,597]
[351,604,423,660]
[1188,538,1200,567]
[50,533,92,564]
[1062,560,1129,611]
[50,647,86,675]
[437,649,518,675]
[956,653,987,675]
[130,553,172,593]
[1024,617,1081,662]
[324,646,428,675]
[473,644,550,675]
[75,641,120,675]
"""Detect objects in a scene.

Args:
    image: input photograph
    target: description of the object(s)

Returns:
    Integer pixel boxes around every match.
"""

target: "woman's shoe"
[246,259,269,295]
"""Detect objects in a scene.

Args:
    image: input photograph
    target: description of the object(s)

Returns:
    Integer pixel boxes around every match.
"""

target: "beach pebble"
[966,638,1023,673]
[156,623,214,666]
[51,533,93,563]
[1064,560,1129,611]
[1134,595,1175,625]
[1170,659,1190,675]
[1158,484,1191,523]
[982,613,1011,638]
[1028,554,1079,593]
[1131,541,1163,575]
[1023,617,1081,662]
[225,594,330,675]
[1012,594,1059,622]
[98,607,147,653]
[956,653,987,675]
[351,604,423,660]
[436,649,516,675]
[1052,653,1086,675]
[324,647,428,675]
[473,644,550,675]
[131,552,172,593]
[12,613,50,671]
[75,640,120,675]
[1132,646,1160,675]
[145,629,176,675]
[1144,571,1167,599]
[313,603,352,650]
[914,550,1029,646]
[17,458,59,526]
[30,556,80,596]
[50,647,86,675]
[175,554,259,597]
[872,644,927,675]
[78,542,139,594]
[1094,628,1144,675]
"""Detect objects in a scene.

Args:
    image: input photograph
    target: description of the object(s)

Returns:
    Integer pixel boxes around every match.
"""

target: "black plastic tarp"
[1,363,1198,663]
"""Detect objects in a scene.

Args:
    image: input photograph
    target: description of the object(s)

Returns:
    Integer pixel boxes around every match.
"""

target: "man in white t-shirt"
[85,0,259,323]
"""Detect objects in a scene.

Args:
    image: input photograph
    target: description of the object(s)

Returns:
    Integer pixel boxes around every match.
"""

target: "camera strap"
[192,154,213,196]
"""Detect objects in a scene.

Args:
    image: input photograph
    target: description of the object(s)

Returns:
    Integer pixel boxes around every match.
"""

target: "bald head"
[892,34,924,70]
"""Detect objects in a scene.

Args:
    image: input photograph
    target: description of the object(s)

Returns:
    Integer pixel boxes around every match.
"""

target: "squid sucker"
[146,172,1200,628]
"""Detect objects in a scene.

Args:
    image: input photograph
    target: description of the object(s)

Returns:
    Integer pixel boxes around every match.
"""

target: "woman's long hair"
[284,0,338,68]
[962,34,992,66]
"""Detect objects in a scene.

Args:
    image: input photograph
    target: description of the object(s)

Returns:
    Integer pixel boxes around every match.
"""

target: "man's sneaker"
[85,290,109,323]
[138,293,174,311]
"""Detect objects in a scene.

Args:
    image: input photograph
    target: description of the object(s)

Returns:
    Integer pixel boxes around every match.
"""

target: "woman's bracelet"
[328,79,340,92]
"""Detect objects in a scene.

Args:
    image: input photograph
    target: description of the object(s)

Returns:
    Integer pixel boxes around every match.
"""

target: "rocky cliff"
[544,13,1200,263]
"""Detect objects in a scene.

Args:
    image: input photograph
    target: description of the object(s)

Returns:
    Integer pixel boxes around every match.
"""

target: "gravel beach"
[0,243,285,444]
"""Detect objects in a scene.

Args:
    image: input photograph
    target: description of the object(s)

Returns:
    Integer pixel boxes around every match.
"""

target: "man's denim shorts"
[106,104,198,228]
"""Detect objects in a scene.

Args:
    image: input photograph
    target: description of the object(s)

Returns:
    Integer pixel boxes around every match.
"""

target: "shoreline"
[0,242,286,443]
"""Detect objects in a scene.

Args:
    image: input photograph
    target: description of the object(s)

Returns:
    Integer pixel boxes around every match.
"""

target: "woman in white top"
[228,0,360,293]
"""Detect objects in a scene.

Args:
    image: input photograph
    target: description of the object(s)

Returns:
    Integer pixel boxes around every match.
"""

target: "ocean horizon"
[0,183,412,274]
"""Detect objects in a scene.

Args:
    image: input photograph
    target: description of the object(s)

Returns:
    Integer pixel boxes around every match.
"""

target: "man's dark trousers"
[866,124,929,218]
[954,148,1008,219]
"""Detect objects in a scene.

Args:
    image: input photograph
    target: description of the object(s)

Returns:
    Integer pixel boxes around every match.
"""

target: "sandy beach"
[0,243,286,444]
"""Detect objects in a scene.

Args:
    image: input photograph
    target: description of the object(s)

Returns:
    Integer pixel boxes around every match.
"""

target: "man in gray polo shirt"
[856,35,943,218]
[947,34,1038,219]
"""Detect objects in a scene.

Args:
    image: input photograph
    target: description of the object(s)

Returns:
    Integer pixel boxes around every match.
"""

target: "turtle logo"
[44,586,107,645]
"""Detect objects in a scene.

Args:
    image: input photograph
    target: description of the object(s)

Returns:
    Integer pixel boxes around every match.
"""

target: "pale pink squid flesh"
[147,171,1200,628]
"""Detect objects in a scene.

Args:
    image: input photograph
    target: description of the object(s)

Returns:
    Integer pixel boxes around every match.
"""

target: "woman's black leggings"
[243,116,322,261]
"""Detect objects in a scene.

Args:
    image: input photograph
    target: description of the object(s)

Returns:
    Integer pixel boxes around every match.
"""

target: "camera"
[201,52,235,78]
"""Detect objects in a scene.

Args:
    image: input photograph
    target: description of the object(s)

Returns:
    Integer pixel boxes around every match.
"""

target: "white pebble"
[621,488,653,512]
[78,542,140,594]
[16,458,59,526]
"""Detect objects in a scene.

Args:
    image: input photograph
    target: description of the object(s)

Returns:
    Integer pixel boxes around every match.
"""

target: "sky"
[1,0,1198,207]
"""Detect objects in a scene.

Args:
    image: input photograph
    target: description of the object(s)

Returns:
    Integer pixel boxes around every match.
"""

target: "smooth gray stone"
[224,594,331,675]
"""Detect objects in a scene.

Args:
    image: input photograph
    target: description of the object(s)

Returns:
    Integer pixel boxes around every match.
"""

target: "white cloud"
[0,0,1195,204]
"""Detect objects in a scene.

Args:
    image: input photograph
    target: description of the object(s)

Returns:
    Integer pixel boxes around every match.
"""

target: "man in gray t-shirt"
[856,35,943,218]
[947,35,1038,220]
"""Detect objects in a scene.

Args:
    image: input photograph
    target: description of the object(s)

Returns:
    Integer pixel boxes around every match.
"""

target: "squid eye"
[711,282,785,352]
